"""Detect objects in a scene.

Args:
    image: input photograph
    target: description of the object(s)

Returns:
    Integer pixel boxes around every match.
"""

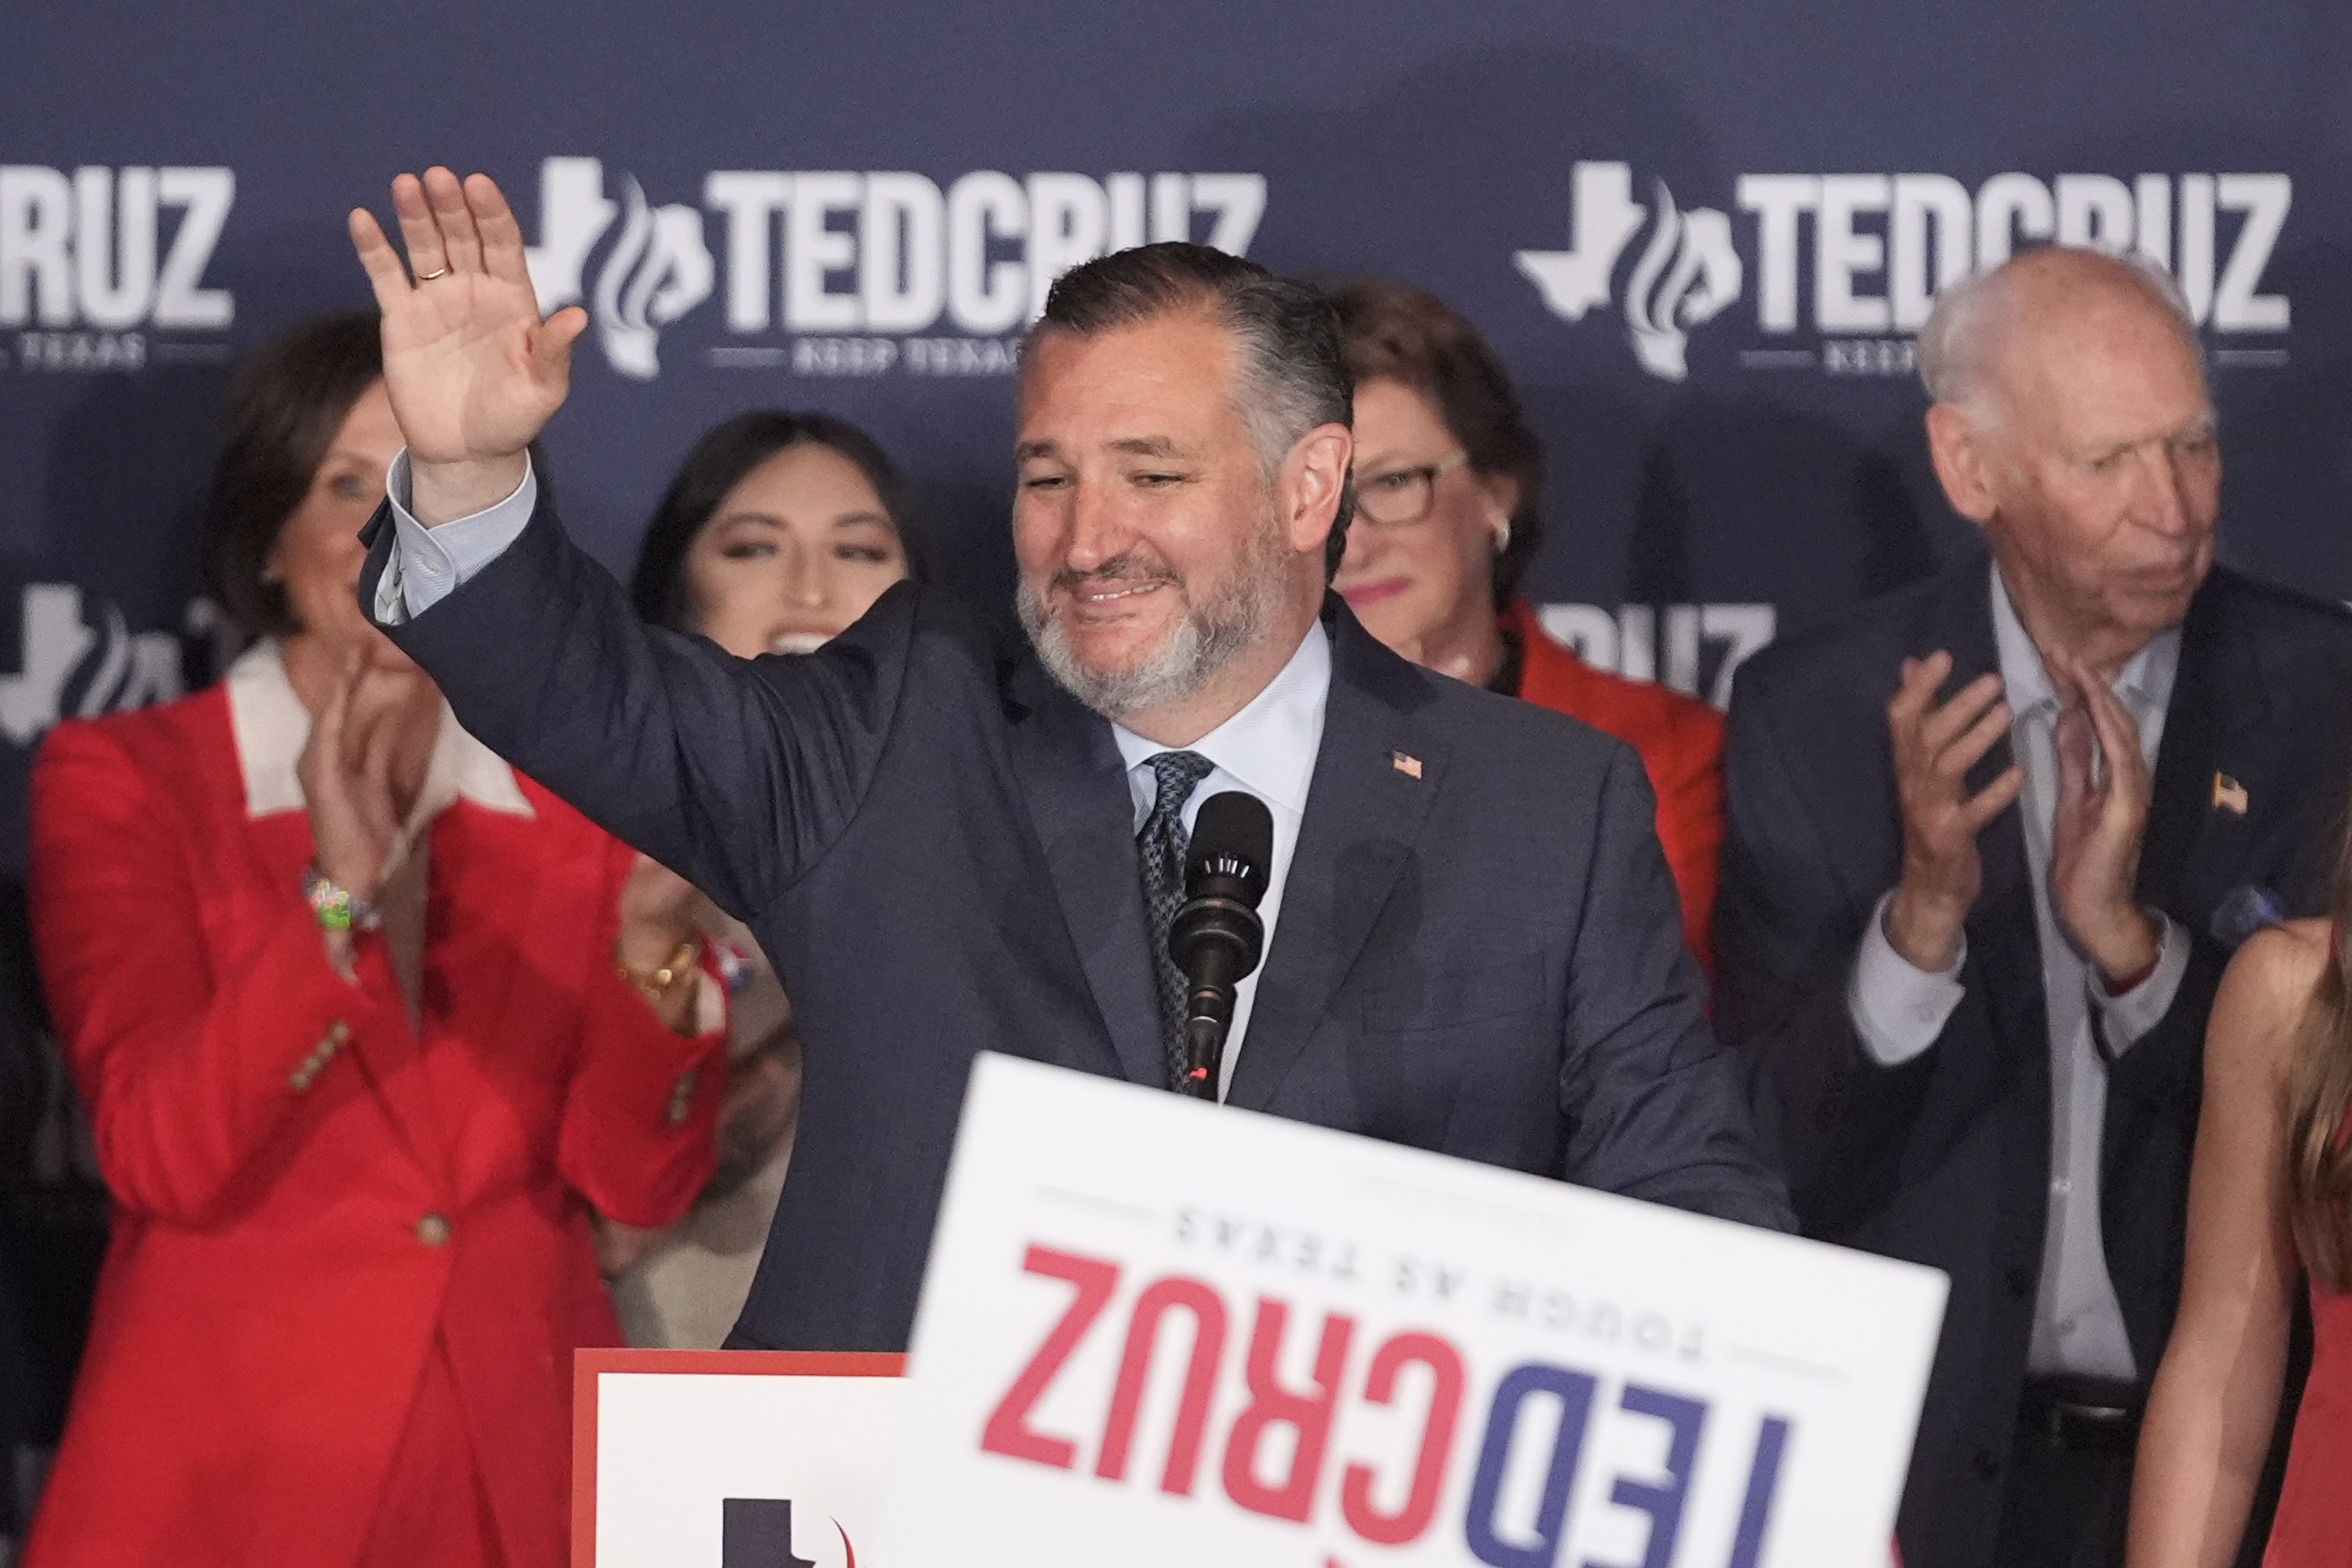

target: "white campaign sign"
[583,1352,904,1568]
[881,1054,1944,1567]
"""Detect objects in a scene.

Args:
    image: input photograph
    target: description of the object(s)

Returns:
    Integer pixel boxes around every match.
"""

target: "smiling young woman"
[605,409,920,1349]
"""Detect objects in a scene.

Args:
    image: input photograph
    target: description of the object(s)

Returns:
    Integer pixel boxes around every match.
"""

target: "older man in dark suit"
[1716,246,2352,1568]
[343,168,1791,1355]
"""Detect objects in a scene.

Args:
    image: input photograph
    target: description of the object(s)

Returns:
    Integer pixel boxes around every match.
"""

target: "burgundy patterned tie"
[1138,750,1217,1089]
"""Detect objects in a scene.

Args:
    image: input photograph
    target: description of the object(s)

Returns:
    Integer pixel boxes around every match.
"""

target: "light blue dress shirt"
[1846,562,2186,1381]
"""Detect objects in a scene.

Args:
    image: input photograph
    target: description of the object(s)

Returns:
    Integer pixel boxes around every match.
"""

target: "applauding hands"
[1883,644,2160,989]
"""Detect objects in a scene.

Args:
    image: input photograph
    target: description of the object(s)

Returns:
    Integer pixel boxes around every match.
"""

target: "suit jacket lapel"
[1003,662,1166,1087]
[2137,577,2268,922]
[1227,603,1445,1112]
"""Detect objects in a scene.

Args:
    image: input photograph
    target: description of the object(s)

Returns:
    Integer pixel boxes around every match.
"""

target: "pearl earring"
[1492,516,1513,553]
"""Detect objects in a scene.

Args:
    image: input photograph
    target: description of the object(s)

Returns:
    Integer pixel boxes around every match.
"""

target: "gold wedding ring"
[415,265,451,282]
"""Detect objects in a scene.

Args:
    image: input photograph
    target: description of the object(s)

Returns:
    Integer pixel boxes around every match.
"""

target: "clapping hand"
[1883,650,2027,972]
[296,646,425,906]
[349,167,586,525]
[2046,647,2160,986]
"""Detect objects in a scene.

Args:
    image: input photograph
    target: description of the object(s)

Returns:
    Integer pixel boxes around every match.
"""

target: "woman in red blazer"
[23,313,728,1568]
[1329,280,1725,973]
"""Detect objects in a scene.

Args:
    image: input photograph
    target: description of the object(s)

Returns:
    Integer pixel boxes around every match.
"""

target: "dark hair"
[1030,241,1356,577]
[628,410,919,633]
[1327,279,1545,609]
[202,311,384,638]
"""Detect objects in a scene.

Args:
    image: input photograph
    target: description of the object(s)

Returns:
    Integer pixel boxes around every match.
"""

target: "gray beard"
[1017,521,1289,724]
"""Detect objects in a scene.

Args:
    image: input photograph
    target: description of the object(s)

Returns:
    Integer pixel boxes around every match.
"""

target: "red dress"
[21,646,727,1568]
[2268,1262,2352,1560]
[1505,599,1728,974]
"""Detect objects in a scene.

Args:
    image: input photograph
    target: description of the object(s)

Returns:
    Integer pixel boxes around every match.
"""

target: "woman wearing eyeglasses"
[1328,279,1724,972]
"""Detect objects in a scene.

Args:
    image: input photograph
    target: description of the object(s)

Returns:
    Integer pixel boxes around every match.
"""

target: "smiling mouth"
[768,630,832,654]
[1063,578,1175,617]
[1339,577,1410,609]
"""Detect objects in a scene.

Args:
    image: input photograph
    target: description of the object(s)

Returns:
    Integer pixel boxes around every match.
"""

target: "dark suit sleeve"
[360,495,909,922]
[1713,667,1936,1223]
[1556,742,1795,1232]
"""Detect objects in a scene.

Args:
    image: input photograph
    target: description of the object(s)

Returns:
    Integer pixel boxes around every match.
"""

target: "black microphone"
[1169,790,1274,1100]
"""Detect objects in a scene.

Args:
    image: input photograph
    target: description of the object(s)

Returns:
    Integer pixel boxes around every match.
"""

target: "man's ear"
[1281,423,1353,557]
[1925,401,2000,527]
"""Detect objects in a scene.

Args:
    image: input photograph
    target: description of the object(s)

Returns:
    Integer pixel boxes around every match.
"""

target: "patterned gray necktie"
[1138,749,1217,1089]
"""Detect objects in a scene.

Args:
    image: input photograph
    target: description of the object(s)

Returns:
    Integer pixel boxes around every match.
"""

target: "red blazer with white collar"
[22,662,726,1568]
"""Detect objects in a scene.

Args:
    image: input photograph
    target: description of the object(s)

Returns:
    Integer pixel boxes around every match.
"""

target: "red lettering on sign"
[1339,1330,1467,1546]
[980,1244,1121,1470]
[1096,1275,1228,1495]
[1221,1299,1356,1522]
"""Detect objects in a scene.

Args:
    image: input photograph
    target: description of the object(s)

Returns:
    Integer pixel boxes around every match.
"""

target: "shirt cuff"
[1848,889,1967,1066]
[2091,912,2189,1058]
[374,449,538,625]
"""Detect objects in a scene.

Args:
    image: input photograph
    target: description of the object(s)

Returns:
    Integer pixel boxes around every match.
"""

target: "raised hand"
[1883,650,2026,972]
[348,167,587,523]
[2047,647,2160,986]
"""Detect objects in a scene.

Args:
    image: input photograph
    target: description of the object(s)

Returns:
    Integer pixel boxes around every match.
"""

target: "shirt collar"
[1110,620,1330,814]
[225,638,533,822]
[1988,561,2180,720]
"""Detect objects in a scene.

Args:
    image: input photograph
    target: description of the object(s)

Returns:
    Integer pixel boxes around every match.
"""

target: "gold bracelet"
[616,938,702,1004]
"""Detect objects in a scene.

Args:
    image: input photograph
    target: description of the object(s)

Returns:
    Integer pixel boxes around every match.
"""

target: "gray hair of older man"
[1915,247,2203,418]
[1026,241,1358,576]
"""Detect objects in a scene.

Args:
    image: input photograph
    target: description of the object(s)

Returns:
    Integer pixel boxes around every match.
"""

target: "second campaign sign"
[882,1054,1944,1566]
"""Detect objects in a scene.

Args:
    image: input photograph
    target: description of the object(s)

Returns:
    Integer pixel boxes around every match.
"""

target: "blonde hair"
[2288,814,2352,1291]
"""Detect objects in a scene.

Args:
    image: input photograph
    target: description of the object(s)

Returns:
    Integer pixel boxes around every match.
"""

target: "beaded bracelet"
[302,864,382,933]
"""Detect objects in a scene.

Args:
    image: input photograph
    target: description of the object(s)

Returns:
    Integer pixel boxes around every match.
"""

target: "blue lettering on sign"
[1583,1384,1707,1568]
[1725,1416,1794,1568]
[1465,1362,1598,1568]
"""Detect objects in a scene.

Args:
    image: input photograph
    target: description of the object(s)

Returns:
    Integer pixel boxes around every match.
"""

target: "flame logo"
[0,585,187,746]
[1619,181,1741,380]
[1516,162,1745,383]
[525,157,714,382]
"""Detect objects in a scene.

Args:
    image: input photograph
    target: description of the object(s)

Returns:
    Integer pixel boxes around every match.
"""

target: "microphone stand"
[1182,1013,1227,1100]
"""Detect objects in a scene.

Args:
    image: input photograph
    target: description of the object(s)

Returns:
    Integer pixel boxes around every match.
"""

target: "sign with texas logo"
[882,1055,1945,1566]
[574,1349,903,1568]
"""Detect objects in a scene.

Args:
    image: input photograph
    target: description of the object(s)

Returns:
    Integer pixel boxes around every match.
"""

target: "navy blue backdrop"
[5,1,2350,861]
[4,0,2352,1523]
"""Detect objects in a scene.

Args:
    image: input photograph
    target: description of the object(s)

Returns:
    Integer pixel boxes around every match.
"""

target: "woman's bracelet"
[302,864,382,933]
[616,937,703,1005]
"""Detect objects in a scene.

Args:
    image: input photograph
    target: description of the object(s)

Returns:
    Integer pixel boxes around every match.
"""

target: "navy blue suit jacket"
[364,497,1791,1351]
[1716,559,2352,1568]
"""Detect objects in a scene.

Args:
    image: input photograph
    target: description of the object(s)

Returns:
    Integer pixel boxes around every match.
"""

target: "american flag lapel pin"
[2213,772,2249,815]
[1390,750,1422,780]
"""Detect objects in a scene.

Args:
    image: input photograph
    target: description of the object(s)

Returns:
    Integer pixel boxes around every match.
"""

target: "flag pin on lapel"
[2213,772,2249,815]
[1390,750,1423,780]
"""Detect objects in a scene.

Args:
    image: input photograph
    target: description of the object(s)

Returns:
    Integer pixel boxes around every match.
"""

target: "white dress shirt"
[1846,564,2187,1381]
[1111,622,1330,1100]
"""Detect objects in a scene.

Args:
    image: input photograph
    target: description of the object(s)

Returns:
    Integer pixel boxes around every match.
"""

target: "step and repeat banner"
[5,1,2352,880]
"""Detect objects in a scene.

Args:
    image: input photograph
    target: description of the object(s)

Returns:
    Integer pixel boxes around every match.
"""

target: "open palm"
[350,167,586,471]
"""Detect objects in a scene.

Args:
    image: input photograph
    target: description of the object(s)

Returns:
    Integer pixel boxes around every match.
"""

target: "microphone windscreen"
[1185,791,1274,906]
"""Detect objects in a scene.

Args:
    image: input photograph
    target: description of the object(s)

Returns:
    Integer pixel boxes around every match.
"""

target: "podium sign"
[573,1349,904,1568]
[883,1054,1944,1566]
